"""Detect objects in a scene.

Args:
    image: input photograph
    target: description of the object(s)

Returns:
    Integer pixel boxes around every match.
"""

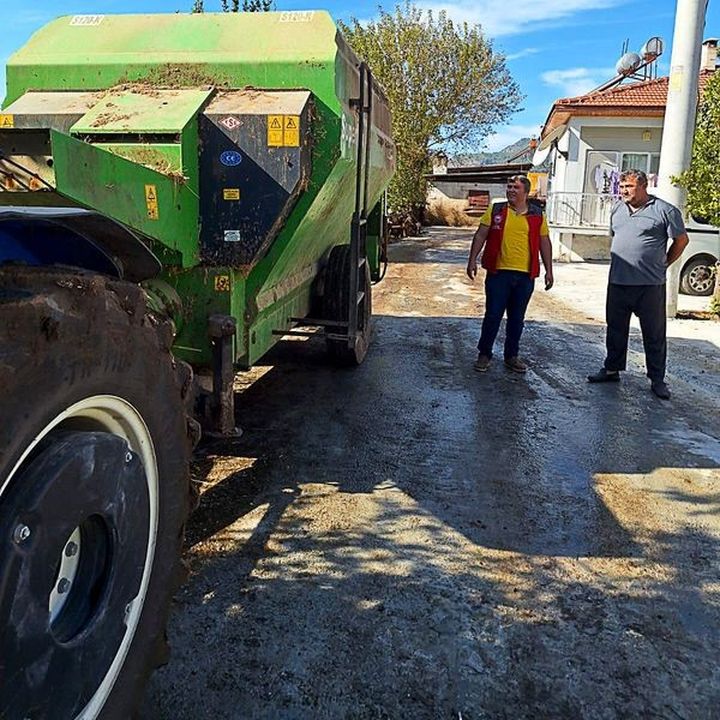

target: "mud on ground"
[143,228,720,720]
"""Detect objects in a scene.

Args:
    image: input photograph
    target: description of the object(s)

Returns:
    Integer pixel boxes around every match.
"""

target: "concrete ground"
[142,227,720,720]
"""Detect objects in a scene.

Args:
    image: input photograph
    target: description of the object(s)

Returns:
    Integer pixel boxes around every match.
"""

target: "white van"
[680,216,720,296]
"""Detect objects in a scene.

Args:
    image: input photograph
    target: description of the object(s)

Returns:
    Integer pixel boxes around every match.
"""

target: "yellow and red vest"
[481,202,544,279]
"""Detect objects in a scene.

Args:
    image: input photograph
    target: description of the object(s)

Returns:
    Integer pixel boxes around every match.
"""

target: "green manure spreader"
[0,11,394,718]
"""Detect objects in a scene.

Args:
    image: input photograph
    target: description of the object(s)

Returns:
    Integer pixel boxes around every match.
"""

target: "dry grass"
[425,198,478,227]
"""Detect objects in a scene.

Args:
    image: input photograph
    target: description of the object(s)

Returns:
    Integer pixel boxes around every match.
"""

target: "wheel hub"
[0,431,150,719]
[688,264,713,294]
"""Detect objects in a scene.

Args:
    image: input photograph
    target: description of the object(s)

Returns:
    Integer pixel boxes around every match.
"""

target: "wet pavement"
[142,228,720,720]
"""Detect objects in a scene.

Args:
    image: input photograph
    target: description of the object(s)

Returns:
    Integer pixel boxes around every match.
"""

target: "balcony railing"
[546,192,618,230]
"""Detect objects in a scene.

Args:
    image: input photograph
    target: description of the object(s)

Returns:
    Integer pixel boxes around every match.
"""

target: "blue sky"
[1,0,718,151]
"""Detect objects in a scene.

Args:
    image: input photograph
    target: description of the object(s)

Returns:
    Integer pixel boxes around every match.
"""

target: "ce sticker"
[220,150,243,167]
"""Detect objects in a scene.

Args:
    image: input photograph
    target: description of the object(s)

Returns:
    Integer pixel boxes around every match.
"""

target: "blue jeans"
[477,270,535,359]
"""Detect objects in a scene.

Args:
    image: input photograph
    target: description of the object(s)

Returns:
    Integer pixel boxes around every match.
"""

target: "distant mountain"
[449,137,533,167]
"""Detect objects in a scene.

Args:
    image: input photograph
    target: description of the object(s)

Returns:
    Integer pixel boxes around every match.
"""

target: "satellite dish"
[641,37,664,61]
[615,51,642,76]
[532,145,551,167]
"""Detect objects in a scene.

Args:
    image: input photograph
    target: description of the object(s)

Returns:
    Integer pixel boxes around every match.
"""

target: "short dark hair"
[620,169,648,186]
[507,175,531,194]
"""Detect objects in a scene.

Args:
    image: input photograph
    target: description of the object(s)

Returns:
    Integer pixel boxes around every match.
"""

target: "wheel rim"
[0,396,159,720]
[688,264,713,294]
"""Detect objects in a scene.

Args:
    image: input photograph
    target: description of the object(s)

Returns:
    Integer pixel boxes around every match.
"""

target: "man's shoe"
[587,368,620,383]
[651,381,671,400]
[473,354,491,372]
[504,356,528,373]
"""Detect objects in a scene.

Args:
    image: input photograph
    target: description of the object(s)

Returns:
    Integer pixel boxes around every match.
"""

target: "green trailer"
[0,11,394,719]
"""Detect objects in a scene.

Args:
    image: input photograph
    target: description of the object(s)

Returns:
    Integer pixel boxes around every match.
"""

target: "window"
[584,151,662,195]
[621,153,648,172]
[619,153,660,187]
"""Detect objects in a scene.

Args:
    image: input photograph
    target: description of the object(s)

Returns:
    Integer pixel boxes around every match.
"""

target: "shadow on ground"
[142,306,720,720]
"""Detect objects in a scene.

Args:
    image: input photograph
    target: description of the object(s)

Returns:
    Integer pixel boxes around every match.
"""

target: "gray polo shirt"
[609,196,686,285]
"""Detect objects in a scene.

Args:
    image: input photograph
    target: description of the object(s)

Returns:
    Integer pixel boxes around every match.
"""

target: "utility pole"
[655,0,708,317]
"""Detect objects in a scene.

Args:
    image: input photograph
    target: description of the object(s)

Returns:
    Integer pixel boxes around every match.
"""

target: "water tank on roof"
[616,51,642,76]
[641,37,664,61]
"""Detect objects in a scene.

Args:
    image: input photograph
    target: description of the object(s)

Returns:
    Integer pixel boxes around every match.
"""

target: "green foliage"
[241,0,274,10]
[190,0,274,12]
[674,71,720,225]
[341,2,522,216]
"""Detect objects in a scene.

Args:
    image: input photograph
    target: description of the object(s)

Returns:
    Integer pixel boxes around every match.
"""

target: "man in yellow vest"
[466,175,554,373]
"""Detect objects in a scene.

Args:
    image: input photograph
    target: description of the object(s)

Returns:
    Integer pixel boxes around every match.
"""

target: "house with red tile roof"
[538,39,717,262]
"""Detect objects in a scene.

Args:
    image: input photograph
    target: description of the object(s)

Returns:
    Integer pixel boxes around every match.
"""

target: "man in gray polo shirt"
[587,169,689,399]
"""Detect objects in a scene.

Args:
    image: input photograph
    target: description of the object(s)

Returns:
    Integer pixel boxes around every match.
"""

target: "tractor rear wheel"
[322,244,372,365]
[0,268,196,720]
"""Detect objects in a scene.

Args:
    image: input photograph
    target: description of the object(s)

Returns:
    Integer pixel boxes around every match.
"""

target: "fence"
[546,192,617,230]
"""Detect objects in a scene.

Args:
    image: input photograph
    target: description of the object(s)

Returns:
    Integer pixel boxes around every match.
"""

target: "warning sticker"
[283,116,300,147]
[220,116,241,131]
[268,115,284,147]
[267,115,301,147]
[0,115,14,129]
[145,184,159,220]
[214,275,231,292]
[223,188,241,201]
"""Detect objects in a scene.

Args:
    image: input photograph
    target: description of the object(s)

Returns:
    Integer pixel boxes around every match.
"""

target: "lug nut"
[64,541,79,557]
[57,578,71,594]
[13,524,31,544]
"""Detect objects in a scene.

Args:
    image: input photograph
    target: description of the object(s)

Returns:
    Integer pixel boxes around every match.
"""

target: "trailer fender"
[0,208,161,282]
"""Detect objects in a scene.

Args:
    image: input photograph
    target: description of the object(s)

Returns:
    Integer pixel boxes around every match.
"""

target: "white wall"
[548,115,666,261]
[564,116,664,193]
[428,180,506,201]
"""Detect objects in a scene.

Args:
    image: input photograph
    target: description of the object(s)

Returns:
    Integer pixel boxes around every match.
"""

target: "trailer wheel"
[0,268,195,720]
[323,244,372,365]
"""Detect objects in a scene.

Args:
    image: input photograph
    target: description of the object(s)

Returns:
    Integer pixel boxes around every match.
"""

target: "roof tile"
[556,70,714,108]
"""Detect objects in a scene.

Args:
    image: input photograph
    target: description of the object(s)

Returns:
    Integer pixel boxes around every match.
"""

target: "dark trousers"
[605,283,666,382]
[478,270,535,359]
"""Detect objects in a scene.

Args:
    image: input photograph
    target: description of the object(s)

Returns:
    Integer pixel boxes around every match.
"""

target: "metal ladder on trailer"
[280,62,374,350]
[337,61,373,350]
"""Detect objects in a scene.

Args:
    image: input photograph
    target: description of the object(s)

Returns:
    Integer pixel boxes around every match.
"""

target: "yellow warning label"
[223,188,241,201]
[0,114,14,129]
[214,275,231,292]
[145,184,159,220]
[268,115,284,147]
[669,66,684,93]
[283,115,300,147]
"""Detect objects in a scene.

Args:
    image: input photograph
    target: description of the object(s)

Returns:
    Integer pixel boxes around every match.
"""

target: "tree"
[191,0,274,12]
[675,71,720,312]
[341,2,522,217]
[676,71,720,225]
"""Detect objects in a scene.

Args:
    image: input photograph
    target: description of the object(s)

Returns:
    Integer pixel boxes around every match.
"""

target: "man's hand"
[467,224,488,281]
[467,259,478,281]
[544,270,554,291]
[667,233,689,266]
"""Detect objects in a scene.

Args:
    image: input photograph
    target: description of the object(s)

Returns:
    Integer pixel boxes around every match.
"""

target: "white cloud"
[505,48,540,62]
[482,124,543,152]
[540,66,616,96]
[415,0,625,37]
